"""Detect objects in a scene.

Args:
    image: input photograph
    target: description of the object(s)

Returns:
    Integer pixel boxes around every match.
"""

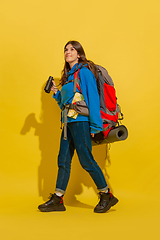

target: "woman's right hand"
[51,80,58,94]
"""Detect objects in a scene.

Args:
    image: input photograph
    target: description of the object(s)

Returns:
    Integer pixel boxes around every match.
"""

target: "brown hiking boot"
[94,189,118,213]
[38,193,66,212]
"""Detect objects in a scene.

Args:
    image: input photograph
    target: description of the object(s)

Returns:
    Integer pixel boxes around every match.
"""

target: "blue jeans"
[55,121,108,194]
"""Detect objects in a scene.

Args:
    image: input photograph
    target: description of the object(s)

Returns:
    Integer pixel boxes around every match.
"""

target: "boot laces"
[48,193,54,200]
[98,192,112,206]
[44,193,54,204]
[97,192,105,206]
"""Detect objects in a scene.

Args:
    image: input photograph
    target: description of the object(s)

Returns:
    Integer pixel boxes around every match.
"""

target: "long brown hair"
[60,40,98,86]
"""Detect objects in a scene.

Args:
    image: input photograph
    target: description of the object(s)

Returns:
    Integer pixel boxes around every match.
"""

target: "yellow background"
[0,0,160,239]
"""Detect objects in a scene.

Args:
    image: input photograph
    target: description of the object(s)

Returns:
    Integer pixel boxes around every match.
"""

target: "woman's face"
[64,44,80,68]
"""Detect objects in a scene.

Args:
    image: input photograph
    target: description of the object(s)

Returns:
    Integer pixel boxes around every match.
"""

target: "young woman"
[38,40,118,213]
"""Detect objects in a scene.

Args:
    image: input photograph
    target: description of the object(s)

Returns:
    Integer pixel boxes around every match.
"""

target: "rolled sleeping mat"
[92,125,128,145]
[106,125,128,143]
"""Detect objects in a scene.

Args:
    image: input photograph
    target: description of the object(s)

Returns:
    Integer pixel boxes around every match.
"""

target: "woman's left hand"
[91,133,95,138]
[51,80,58,94]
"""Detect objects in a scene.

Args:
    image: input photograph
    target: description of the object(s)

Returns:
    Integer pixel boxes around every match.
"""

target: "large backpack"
[92,65,124,144]
[63,65,128,143]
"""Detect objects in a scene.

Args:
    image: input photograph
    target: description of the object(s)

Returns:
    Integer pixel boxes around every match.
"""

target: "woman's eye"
[64,47,75,52]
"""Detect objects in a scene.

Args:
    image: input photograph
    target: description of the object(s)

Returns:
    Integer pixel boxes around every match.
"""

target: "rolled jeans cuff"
[98,186,108,192]
[55,188,65,195]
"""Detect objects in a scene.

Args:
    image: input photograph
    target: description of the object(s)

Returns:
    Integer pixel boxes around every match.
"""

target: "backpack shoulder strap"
[96,65,114,86]
[73,69,81,93]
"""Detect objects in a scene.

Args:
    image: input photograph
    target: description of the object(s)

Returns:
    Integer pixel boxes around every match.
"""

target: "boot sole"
[94,196,119,213]
[38,205,66,212]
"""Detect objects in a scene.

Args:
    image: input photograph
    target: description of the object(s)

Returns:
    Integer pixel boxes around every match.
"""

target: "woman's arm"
[79,67,103,134]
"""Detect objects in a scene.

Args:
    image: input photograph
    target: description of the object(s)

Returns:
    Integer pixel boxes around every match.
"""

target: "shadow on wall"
[21,84,112,209]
